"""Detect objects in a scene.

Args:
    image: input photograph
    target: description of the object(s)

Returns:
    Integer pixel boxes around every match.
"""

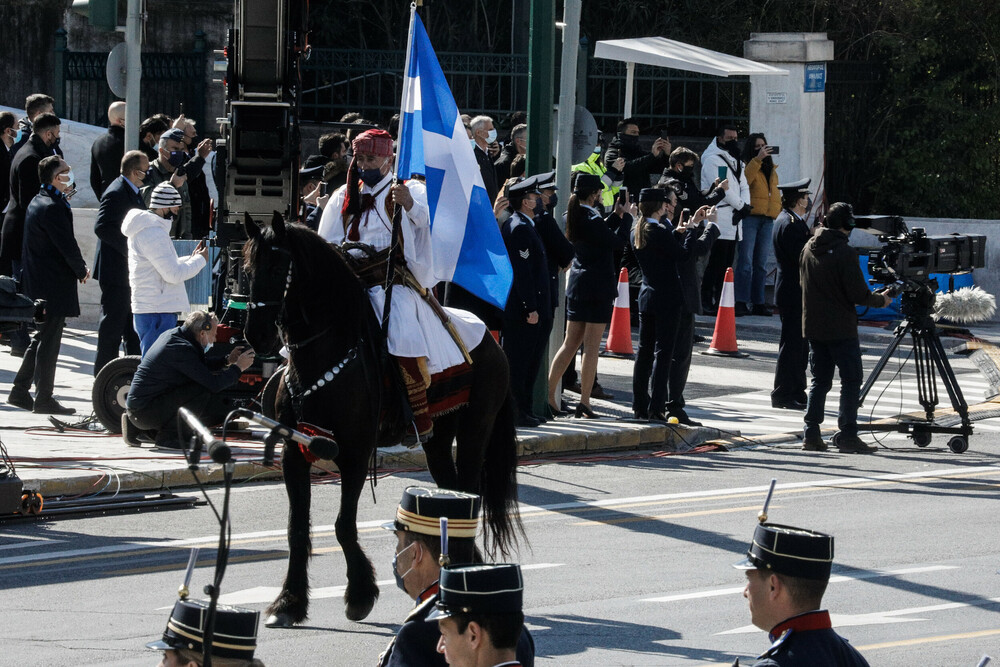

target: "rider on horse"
[317,129,485,443]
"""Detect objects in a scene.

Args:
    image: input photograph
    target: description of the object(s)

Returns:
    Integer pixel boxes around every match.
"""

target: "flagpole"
[393,2,418,185]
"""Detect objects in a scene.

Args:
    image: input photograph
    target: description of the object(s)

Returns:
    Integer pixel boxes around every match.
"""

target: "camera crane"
[855,217,987,453]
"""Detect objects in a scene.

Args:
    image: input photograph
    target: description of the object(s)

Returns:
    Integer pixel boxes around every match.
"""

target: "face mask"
[680,165,694,178]
[620,134,639,148]
[470,139,478,149]
[546,193,558,211]
[64,169,75,189]
[358,165,385,187]
[485,128,498,144]
[51,136,61,149]
[723,139,739,155]
[167,150,187,168]
[203,342,213,352]
[162,211,175,221]
[11,129,22,144]
[392,542,416,592]
[533,198,544,216]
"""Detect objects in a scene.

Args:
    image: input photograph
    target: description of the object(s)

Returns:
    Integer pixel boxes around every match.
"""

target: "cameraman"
[800,202,891,454]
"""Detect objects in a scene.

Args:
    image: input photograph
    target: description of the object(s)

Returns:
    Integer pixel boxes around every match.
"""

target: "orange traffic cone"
[603,268,634,358]
[703,267,749,358]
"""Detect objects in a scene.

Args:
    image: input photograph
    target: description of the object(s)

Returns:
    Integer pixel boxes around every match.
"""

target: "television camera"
[852,215,987,453]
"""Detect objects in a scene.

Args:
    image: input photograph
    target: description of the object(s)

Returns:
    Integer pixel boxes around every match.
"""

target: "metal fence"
[53,28,208,128]
[300,48,749,133]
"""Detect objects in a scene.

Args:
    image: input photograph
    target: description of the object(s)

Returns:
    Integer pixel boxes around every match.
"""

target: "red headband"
[352,129,393,157]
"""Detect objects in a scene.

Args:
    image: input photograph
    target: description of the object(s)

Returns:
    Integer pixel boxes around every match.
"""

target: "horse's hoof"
[345,599,376,621]
[264,612,296,628]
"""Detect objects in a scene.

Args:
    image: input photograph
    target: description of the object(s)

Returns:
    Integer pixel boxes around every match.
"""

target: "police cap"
[572,172,603,193]
[299,154,327,180]
[533,170,557,190]
[733,523,834,581]
[426,563,524,621]
[146,598,259,661]
[384,486,481,539]
[777,178,811,196]
[638,187,671,203]
[507,176,542,198]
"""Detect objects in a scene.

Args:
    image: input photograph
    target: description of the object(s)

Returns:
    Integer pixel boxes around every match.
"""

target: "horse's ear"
[271,211,286,241]
[243,213,261,240]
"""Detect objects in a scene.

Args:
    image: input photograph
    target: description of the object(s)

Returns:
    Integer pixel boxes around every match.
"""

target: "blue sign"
[804,63,826,93]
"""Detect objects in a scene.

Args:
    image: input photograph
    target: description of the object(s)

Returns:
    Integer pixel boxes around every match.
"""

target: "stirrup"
[401,424,434,449]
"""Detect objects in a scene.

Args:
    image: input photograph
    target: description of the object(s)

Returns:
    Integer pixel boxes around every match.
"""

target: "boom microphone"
[178,407,232,464]
[234,408,339,461]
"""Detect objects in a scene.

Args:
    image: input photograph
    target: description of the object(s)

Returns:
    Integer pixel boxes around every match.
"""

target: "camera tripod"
[858,285,972,453]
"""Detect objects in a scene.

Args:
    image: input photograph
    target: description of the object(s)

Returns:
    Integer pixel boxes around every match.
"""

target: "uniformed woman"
[546,172,625,418]
[631,187,708,420]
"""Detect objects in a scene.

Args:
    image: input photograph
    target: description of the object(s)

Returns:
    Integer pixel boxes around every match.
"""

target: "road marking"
[718,595,1000,634]
[645,565,958,603]
[572,505,766,526]
[2,465,997,571]
[209,563,564,607]
[856,627,1000,650]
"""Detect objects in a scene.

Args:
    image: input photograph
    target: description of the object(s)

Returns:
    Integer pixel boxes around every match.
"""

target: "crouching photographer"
[801,203,892,454]
[124,310,255,450]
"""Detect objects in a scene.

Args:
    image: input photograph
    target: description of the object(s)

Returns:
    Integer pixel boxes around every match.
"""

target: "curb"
[25,420,726,499]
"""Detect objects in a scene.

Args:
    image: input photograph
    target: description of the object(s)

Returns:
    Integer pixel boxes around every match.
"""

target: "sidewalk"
[3,311,998,502]
[0,326,723,501]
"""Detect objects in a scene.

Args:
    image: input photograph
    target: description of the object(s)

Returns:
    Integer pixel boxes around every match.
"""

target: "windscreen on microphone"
[208,440,232,464]
[307,436,339,460]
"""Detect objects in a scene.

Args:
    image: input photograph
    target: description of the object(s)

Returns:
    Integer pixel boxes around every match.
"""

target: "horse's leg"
[336,441,380,621]
[423,412,460,490]
[264,440,313,627]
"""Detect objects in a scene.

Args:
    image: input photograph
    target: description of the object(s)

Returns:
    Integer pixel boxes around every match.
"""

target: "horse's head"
[241,211,292,357]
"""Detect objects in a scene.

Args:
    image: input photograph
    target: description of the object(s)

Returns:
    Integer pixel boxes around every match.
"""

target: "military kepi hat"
[426,563,524,621]
[146,598,259,660]
[733,523,834,581]
[777,178,811,195]
[385,486,481,539]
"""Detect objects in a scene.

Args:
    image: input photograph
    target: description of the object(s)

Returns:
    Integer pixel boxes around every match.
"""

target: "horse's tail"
[481,388,524,558]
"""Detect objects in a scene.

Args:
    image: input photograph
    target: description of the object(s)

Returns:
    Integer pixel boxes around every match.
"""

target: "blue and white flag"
[396,13,512,311]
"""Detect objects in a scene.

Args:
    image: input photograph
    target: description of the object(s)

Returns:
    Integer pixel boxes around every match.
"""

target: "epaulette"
[403,592,438,624]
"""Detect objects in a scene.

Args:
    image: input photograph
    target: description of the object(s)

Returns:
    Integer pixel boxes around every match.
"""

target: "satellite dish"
[106,42,128,98]
[571,106,600,163]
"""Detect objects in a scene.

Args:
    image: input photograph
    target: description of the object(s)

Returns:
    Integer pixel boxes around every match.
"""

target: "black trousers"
[13,315,66,402]
[772,305,808,402]
[127,382,231,437]
[666,311,695,412]
[94,281,140,376]
[632,310,680,417]
[804,338,864,439]
[502,313,552,416]
[701,238,736,308]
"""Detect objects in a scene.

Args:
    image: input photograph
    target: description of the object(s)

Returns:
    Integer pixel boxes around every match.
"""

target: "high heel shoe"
[573,403,597,419]
[548,402,569,417]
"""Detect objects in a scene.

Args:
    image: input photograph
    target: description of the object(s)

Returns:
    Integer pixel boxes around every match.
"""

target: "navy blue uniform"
[501,211,552,418]
[631,218,696,417]
[565,205,624,324]
[748,610,869,666]
[771,209,810,404]
[532,209,574,317]
[378,584,535,667]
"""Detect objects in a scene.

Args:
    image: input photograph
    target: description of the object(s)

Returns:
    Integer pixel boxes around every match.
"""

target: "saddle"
[338,242,406,289]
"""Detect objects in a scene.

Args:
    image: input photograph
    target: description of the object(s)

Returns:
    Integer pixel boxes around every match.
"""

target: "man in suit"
[93,150,148,376]
[8,156,89,415]
[89,101,127,199]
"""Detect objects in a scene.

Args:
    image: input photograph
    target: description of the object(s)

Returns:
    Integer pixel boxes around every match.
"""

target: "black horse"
[241,213,521,627]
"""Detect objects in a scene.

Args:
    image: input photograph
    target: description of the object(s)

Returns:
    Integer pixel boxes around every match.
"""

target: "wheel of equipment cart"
[92,355,142,433]
[912,429,932,447]
[20,491,43,515]
[947,436,968,454]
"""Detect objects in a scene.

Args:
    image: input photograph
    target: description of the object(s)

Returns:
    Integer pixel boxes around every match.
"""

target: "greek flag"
[396,12,513,310]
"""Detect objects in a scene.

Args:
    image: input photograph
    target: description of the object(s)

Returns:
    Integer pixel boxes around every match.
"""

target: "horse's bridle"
[248,244,333,350]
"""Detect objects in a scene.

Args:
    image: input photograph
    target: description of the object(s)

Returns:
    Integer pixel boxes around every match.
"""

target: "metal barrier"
[53,28,208,127]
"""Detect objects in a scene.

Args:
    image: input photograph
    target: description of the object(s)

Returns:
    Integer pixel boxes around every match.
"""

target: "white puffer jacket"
[122,209,206,314]
[700,139,751,242]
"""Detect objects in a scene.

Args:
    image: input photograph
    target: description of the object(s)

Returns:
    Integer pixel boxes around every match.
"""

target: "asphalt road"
[2,437,999,666]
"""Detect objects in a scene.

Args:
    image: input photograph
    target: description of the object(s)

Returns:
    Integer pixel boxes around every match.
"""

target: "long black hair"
[566,188,601,242]
[743,133,773,181]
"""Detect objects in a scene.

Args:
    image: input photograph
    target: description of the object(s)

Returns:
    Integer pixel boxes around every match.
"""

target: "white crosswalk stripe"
[685,351,997,437]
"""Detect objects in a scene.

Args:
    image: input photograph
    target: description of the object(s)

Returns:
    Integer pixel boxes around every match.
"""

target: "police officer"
[630,188,704,420]
[380,487,534,667]
[732,521,870,666]
[770,179,813,412]
[501,176,552,427]
[531,171,575,324]
[429,563,531,667]
[147,598,264,667]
